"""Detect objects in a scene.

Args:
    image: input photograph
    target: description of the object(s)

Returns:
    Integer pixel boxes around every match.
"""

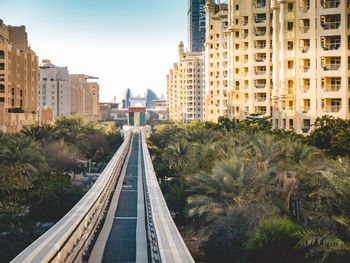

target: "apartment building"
[0,20,39,133]
[167,42,205,122]
[39,60,71,118]
[270,0,350,133]
[204,1,229,122]
[70,74,100,122]
[88,81,101,121]
[227,0,273,121]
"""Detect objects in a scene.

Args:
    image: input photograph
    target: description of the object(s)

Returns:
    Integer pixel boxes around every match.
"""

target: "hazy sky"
[1,0,187,102]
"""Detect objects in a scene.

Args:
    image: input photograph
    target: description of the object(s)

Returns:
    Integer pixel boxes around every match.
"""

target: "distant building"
[39,60,71,118]
[188,0,206,52]
[167,42,205,122]
[0,19,39,133]
[70,74,101,122]
[204,1,229,122]
[147,100,169,121]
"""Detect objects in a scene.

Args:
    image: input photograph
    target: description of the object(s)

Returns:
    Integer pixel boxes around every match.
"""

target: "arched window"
[0,50,4,59]
[0,84,4,93]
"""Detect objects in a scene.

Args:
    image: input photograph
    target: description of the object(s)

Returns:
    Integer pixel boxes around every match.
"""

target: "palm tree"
[0,135,46,175]
[187,155,276,223]
[298,169,350,263]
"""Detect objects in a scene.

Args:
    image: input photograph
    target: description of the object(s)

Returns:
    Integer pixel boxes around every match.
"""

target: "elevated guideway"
[11,129,194,263]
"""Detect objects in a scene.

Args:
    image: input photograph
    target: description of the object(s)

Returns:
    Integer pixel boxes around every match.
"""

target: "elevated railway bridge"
[11,129,194,263]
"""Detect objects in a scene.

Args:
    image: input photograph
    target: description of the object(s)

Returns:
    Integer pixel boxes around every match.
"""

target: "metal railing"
[322,84,341,92]
[11,132,132,263]
[141,131,194,263]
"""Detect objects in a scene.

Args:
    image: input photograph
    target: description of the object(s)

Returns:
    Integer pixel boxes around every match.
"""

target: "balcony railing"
[299,26,310,33]
[253,1,266,8]
[254,17,266,23]
[256,98,267,102]
[255,43,266,49]
[300,85,310,92]
[256,110,267,115]
[321,21,341,30]
[301,106,310,113]
[322,42,340,50]
[321,0,340,8]
[255,83,266,88]
[322,84,341,92]
[255,70,266,75]
[255,58,266,63]
[254,30,266,36]
[323,105,342,112]
[301,126,311,133]
[299,5,310,12]
[323,63,341,70]
[300,65,310,72]
[300,46,310,53]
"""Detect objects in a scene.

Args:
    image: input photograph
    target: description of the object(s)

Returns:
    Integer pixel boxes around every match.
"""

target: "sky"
[1,0,188,102]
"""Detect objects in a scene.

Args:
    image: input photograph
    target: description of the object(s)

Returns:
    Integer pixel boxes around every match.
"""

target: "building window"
[288,22,294,31]
[289,119,294,129]
[0,74,4,81]
[236,4,239,10]
[12,88,14,96]
[288,41,294,50]
[0,98,4,103]
[0,63,4,70]
[0,84,4,93]
[12,99,14,106]
[288,3,294,11]
[0,51,4,59]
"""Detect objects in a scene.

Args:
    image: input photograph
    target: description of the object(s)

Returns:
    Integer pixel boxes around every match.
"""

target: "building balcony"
[321,0,340,8]
[301,106,310,113]
[321,15,341,30]
[299,0,310,13]
[322,84,341,92]
[242,30,248,38]
[255,97,267,102]
[321,42,340,50]
[254,14,266,24]
[323,105,341,112]
[254,70,266,75]
[254,27,266,36]
[300,85,310,93]
[299,26,310,33]
[253,0,266,8]
[300,65,310,72]
[242,17,248,26]
[301,126,311,133]
[300,46,310,53]
[322,63,341,71]
[255,83,266,89]
[254,42,266,49]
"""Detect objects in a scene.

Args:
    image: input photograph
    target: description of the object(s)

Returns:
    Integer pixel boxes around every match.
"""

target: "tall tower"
[188,0,206,52]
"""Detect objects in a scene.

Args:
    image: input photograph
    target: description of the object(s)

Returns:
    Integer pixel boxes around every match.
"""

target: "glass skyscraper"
[187,0,206,52]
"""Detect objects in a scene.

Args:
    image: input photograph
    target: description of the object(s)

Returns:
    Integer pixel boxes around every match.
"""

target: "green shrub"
[246,218,305,263]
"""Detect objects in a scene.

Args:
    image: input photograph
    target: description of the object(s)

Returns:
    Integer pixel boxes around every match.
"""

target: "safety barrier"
[141,130,194,263]
[11,132,132,263]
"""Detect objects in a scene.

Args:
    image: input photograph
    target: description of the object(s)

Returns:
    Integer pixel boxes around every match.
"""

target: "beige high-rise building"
[70,74,100,122]
[227,0,273,121]
[271,0,350,133]
[0,19,39,133]
[88,82,102,121]
[39,60,71,118]
[167,42,205,122]
[224,0,350,133]
[204,1,229,122]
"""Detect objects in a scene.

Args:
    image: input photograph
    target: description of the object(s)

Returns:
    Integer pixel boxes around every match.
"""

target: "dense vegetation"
[148,115,350,263]
[0,115,123,262]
